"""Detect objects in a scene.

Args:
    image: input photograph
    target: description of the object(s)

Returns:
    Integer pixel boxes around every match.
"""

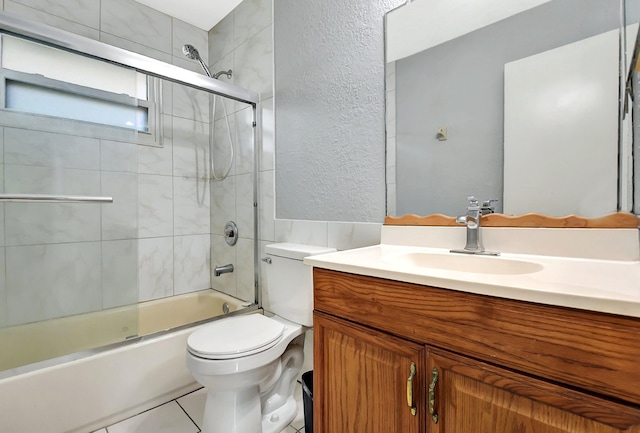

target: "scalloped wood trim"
[384,213,640,228]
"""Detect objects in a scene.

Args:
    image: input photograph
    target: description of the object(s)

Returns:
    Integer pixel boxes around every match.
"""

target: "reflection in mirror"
[386,0,640,217]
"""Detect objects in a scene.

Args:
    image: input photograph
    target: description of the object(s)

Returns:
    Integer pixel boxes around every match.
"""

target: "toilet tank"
[264,243,336,327]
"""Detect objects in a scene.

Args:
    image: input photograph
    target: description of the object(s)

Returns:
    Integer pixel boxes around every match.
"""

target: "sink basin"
[383,251,543,275]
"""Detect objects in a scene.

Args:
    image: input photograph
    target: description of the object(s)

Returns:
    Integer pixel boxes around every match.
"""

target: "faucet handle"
[481,199,499,214]
[466,196,479,208]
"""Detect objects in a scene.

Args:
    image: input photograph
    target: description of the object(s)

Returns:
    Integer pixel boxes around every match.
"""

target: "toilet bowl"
[186,243,335,433]
[187,314,304,433]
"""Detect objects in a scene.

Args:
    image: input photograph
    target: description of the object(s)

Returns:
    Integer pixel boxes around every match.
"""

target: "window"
[0,34,162,146]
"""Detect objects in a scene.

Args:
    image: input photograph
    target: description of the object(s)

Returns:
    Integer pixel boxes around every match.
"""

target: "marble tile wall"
[207,0,273,302]
[0,0,233,326]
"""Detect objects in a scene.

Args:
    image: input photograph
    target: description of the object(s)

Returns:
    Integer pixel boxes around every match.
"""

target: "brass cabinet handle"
[406,362,417,416]
[429,367,439,424]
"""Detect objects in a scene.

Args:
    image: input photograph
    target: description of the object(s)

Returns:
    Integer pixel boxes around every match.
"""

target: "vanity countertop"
[304,226,640,318]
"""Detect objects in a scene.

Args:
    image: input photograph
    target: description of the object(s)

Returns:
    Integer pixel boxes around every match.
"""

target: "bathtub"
[0,290,257,433]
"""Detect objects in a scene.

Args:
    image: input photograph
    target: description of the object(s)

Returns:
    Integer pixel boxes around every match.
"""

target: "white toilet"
[186,243,335,433]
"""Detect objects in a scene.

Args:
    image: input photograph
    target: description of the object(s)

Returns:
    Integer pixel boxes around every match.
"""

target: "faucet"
[214,263,234,276]
[450,196,499,256]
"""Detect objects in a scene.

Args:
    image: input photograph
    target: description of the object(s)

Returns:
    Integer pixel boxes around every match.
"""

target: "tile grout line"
[175,397,202,432]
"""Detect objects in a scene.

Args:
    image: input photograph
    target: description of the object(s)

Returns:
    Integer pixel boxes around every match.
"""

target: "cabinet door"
[427,348,640,433]
[314,312,426,433]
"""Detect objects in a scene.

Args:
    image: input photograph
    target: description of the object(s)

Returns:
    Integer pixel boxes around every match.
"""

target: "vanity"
[305,214,640,433]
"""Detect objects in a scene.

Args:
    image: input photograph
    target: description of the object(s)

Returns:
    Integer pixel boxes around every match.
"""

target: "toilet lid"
[187,314,285,360]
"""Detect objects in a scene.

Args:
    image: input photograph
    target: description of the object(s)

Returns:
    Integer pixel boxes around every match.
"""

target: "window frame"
[0,34,163,147]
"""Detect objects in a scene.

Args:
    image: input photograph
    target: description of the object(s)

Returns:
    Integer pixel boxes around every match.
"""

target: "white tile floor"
[91,382,306,433]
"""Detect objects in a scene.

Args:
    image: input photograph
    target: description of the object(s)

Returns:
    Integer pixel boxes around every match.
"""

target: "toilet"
[186,243,335,433]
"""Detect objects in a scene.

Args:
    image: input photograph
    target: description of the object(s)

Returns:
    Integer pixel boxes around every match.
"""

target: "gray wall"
[274,0,404,223]
[395,0,621,217]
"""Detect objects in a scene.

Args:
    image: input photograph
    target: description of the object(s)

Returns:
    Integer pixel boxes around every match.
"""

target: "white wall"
[386,0,552,62]
[504,28,623,216]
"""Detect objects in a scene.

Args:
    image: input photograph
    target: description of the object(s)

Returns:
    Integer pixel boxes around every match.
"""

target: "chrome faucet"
[214,263,234,276]
[450,197,499,256]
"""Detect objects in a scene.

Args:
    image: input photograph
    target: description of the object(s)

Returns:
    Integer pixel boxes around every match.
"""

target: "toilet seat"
[187,314,285,360]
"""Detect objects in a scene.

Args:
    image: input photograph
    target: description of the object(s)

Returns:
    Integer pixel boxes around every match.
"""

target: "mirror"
[385,0,640,217]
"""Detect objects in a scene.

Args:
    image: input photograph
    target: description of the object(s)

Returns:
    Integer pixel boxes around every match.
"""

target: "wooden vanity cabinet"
[427,348,640,433]
[314,312,425,433]
[313,269,640,433]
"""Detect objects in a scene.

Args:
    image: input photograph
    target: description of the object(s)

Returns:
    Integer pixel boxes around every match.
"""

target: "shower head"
[182,44,200,60]
[182,44,212,78]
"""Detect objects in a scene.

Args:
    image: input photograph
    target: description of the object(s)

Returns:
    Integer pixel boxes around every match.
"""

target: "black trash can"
[301,370,314,433]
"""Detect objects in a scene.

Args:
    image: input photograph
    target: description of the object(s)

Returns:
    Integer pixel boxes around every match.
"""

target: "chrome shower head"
[182,44,212,78]
[182,44,200,60]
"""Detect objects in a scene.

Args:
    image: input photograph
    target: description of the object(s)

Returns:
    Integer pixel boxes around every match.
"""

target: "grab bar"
[0,194,113,203]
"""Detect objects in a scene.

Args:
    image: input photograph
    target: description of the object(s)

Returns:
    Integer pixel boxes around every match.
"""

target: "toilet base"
[261,395,298,433]
[202,385,262,433]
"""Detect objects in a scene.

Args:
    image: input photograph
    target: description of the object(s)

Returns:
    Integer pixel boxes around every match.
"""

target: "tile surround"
[4,166,101,246]
[0,0,224,319]
[4,0,99,39]
[138,117,174,176]
[137,237,174,302]
[138,174,174,238]
[234,105,256,176]
[173,177,211,236]
[101,171,138,241]
[234,24,274,99]
[100,139,138,173]
[210,234,237,297]
[174,234,211,296]
[260,97,275,172]
[9,0,101,30]
[4,128,100,170]
[208,12,236,67]
[259,170,275,241]
[172,19,208,63]
[211,107,237,177]
[101,239,138,309]
[211,175,237,233]
[236,237,255,302]
[5,242,102,325]
[0,249,6,328]
[172,117,210,179]
[172,83,210,123]
[273,219,382,250]
[235,173,254,236]
[234,0,273,48]
[100,0,172,54]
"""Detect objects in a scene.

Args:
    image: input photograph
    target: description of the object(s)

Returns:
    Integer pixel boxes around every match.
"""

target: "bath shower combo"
[183,43,234,180]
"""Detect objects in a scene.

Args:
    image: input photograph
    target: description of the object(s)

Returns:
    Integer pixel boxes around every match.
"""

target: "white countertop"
[303,226,640,318]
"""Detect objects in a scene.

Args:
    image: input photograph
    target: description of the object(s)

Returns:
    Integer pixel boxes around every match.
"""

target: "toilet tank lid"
[265,243,336,260]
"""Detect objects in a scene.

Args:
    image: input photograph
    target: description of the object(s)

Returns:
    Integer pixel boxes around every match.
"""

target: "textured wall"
[274,0,404,223]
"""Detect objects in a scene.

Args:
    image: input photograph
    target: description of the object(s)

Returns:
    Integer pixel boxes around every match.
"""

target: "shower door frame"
[0,12,262,377]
